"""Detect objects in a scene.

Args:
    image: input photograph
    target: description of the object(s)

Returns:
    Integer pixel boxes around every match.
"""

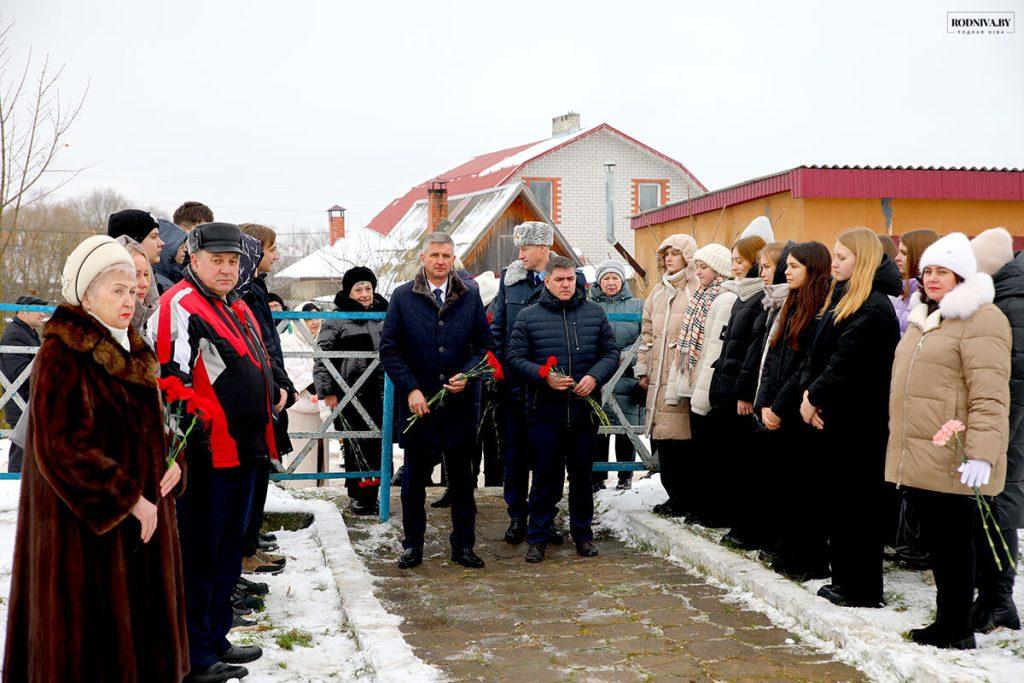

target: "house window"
[632,179,669,213]
[523,177,561,223]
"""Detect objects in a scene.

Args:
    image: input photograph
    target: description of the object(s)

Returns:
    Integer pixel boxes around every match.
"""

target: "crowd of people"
[0,201,1021,680]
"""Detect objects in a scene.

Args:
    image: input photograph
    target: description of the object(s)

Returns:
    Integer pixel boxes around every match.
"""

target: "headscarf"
[234,233,264,299]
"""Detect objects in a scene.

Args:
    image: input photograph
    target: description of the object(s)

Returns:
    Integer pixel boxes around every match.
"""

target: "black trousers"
[772,426,828,573]
[241,459,270,557]
[7,442,23,473]
[824,434,885,602]
[653,437,693,509]
[726,427,782,549]
[501,398,530,522]
[527,421,596,545]
[593,433,636,485]
[401,437,477,550]
[974,513,1020,608]
[336,390,384,504]
[909,488,977,635]
[177,465,257,669]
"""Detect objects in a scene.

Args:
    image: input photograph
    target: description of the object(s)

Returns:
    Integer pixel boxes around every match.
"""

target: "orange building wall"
[633,192,803,278]
[633,195,1024,284]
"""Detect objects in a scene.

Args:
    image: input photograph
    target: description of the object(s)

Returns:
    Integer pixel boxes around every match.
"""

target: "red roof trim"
[630,166,1024,229]
[368,124,705,235]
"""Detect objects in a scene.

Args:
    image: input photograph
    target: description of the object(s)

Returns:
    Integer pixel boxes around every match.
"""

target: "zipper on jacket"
[573,320,580,350]
[562,309,573,425]
[898,335,926,488]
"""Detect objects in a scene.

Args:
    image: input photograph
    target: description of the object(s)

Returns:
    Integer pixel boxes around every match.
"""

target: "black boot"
[185,662,249,682]
[220,644,263,663]
[398,547,423,569]
[575,541,599,557]
[504,518,526,544]
[451,547,485,568]
[430,488,452,508]
[817,584,884,608]
[908,622,976,649]
[237,576,269,596]
[546,528,565,545]
[525,543,546,563]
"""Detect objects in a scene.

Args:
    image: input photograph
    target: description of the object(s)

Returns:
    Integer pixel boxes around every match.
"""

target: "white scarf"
[90,312,131,352]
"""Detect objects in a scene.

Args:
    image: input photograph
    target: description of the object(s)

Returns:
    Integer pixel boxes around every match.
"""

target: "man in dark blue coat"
[506,255,620,563]
[380,232,494,570]
[490,221,556,544]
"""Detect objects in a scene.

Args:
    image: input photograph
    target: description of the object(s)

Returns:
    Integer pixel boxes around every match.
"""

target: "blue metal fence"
[0,303,649,523]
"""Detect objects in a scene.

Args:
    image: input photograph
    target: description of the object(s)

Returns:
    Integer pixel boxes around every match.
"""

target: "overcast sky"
[6,0,1022,237]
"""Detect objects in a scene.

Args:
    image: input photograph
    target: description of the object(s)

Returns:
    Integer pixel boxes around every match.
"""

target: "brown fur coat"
[3,305,189,682]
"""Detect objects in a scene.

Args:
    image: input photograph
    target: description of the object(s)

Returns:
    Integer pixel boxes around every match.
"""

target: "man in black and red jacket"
[149,222,285,682]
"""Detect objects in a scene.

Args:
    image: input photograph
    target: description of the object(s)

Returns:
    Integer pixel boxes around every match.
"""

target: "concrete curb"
[269,493,443,682]
[601,502,983,682]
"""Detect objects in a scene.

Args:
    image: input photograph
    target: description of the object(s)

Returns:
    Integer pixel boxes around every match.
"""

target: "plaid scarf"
[677,277,723,383]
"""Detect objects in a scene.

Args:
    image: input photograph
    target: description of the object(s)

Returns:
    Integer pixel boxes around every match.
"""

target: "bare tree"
[0,19,88,298]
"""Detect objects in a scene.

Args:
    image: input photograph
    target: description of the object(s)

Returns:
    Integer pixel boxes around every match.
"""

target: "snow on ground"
[0,438,437,682]
[596,474,1024,682]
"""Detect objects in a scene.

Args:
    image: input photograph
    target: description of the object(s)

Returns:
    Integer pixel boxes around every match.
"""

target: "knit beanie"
[512,221,554,247]
[61,235,135,305]
[107,209,159,244]
[692,243,732,278]
[919,232,977,279]
[595,259,627,284]
[970,227,1014,276]
[341,266,378,299]
[739,216,774,244]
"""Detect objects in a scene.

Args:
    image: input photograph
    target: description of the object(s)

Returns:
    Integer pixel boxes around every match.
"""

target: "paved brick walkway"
[342,489,865,682]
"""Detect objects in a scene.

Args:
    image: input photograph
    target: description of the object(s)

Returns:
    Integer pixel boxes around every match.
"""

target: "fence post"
[379,375,394,523]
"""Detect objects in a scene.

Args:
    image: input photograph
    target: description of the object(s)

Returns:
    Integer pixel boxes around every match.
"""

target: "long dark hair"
[771,241,832,349]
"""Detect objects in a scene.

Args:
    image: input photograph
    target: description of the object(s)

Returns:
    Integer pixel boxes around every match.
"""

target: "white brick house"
[366,113,705,264]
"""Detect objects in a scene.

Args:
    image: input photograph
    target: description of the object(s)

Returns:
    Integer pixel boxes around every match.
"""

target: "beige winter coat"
[636,272,697,440]
[885,273,1011,497]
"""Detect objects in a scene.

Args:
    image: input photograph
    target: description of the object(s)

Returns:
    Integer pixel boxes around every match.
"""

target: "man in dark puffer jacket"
[507,255,619,563]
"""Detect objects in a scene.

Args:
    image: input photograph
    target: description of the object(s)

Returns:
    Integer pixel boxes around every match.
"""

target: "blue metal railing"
[1,303,650,523]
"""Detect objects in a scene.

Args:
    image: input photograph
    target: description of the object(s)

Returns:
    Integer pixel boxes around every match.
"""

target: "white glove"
[958,459,992,488]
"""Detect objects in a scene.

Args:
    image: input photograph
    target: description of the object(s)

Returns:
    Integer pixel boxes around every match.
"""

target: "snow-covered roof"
[276,226,398,281]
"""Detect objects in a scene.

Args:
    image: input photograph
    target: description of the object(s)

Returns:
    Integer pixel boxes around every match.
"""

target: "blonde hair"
[821,228,883,323]
[758,241,785,267]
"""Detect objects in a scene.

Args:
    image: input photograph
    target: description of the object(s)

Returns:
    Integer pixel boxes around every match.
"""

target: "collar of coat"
[412,267,469,313]
[504,260,534,287]
[721,276,764,301]
[43,304,159,388]
[907,271,995,333]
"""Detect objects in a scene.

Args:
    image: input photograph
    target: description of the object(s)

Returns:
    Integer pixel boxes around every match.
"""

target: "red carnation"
[158,376,194,404]
[487,310,495,325]
[539,355,558,379]
[185,394,216,426]
[485,351,505,382]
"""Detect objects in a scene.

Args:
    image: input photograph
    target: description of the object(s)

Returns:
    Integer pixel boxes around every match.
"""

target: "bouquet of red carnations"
[403,351,505,434]
[538,355,611,427]
[158,376,215,468]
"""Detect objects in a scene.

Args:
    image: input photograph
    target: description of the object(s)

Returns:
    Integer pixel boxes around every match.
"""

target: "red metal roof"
[367,124,706,235]
[630,166,1024,229]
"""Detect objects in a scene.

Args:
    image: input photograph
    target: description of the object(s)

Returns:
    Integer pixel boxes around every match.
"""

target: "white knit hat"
[919,232,977,279]
[61,235,135,305]
[692,243,732,279]
[739,216,774,244]
[475,271,500,307]
[970,227,1014,276]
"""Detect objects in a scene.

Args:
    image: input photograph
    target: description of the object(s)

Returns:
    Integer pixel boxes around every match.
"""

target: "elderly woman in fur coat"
[4,235,189,682]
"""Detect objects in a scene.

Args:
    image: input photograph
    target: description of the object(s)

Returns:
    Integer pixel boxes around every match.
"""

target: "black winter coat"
[708,279,767,409]
[755,308,822,425]
[802,257,901,431]
[801,257,901,477]
[990,252,1024,527]
[380,269,494,447]
[0,318,40,427]
[313,294,388,406]
[506,286,619,425]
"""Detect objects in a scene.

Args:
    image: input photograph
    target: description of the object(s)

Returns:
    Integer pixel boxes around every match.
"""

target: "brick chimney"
[427,180,448,232]
[327,205,346,244]
[552,111,581,137]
